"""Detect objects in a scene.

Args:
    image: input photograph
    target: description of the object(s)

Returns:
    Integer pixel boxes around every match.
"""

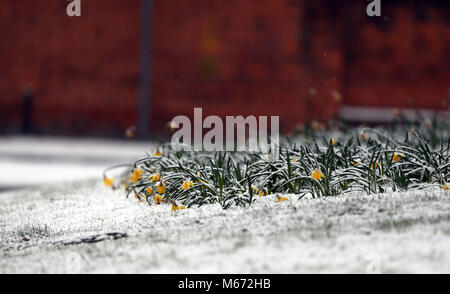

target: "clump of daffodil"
[130,168,144,184]
[149,172,161,182]
[392,153,403,162]
[444,184,450,191]
[171,203,186,211]
[154,194,163,204]
[181,179,195,190]
[277,195,289,202]
[104,177,114,188]
[156,181,166,194]
[311,170,325,181]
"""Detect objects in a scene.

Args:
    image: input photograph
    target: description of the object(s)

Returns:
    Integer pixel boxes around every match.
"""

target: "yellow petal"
[154,194,163,204]
[277,196,288,202]
[157,185,166,194]
[311,170,324,181]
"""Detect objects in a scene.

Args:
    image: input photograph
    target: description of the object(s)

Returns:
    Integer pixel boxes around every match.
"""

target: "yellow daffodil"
[130,168,144,184]
[258,188,269,197]
[352,160,361,167]
[359,132,367,141]
[277,196,289,202]
[292,156,297,163]
[154,194,163,204]
[145,187,153,195]
[370,162,381,169]
[443,184,449,191]
[181,180,194,190]
[311,170,325,181]
[392,153,403,162]
[171,203,187,211]
[331,138,337,146]
[150,173,161,182]
[153,150,162,157]
[104,177,114,187]
[251,185,259,194]
[157,183,166,194]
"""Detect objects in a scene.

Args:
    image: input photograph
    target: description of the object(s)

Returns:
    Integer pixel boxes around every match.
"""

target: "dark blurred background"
[0,0,449,138]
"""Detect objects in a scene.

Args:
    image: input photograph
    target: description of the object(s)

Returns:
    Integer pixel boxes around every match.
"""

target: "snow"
[1,179,449,273]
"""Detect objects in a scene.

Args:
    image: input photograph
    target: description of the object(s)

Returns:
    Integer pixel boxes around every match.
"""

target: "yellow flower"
[171,203,187,211]
[104,177,114,187]
[154,194,163,204]
[277,196,289,202]
[157,184,166,194]
[145,187,153,195]
[370,162,381,169]
[130,168,144,184]
[360,132,367,141]
[258,188,268,197]
[181,180,194,190]
[153,150,162,157]
[311,170,325,181]
[291,156,297,163]
[351,160,361,167]
[392,153,403,162]
[150,173,161,182]
[251,185,259,194]
[331,138,337,146]
[443,184,449,191]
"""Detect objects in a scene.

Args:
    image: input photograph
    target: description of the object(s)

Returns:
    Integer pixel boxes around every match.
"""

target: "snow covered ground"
[0,136,153,190]
[1,179,449,274]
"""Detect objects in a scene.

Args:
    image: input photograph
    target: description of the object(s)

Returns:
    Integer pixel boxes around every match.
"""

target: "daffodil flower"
[291,156,297,163]
[130,168,144,184]
[277,196,289,202]
[156,182,166,194]
[444,184,450,191]
[104,177,114,187]
[331,138,337,146]
[150,173,161,182]
[251,185,259,194]
[181,180,194,190]
[171,203,187,211]
[311,170,325,181]
[154,194,163,204]
[153,150,162,157]
[392,153,403,162]
[360,132,367,141]
[145,187,153,195]
[258,188,269,197]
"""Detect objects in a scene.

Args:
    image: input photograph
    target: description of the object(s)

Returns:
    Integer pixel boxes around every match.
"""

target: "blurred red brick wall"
[0,0,448,136]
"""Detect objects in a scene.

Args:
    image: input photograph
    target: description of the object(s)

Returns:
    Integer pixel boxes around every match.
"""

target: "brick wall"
[0,0,448,136]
